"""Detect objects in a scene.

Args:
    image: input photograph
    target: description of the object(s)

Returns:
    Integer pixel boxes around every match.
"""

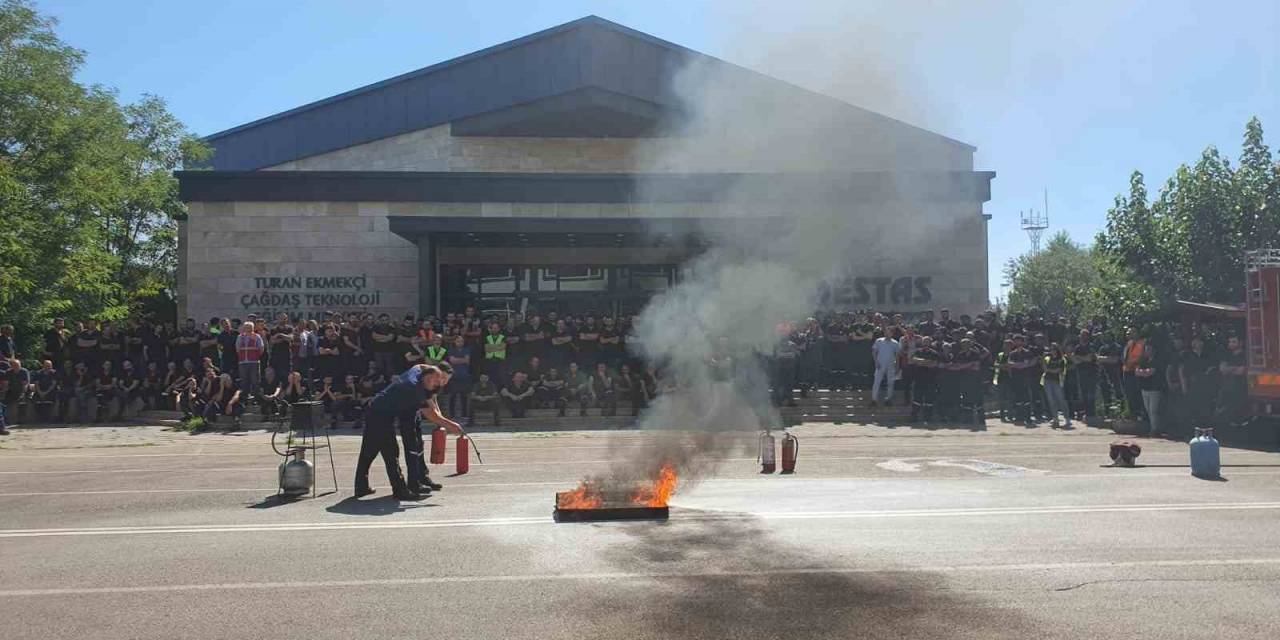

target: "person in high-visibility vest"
[425,334,447,367]
[483,321,507,385]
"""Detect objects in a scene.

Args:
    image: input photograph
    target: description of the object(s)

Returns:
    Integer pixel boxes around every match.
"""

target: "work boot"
[393,487,424,500]
[354,485,376,498]
[422,477,443,491]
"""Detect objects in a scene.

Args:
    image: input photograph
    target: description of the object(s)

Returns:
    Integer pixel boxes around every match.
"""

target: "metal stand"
[274,401,338,498]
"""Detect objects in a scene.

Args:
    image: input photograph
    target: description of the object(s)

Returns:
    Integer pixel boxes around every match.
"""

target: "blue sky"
[35,0,1278,301]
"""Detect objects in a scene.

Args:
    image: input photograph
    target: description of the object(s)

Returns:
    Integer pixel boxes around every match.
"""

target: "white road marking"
[3,557,1279,598]
[877,458,1048,477]
[3,470,1280,498]
[3,501,1280,538]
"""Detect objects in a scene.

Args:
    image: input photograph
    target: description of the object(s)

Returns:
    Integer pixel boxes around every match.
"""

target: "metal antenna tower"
[1020,189,1050,253]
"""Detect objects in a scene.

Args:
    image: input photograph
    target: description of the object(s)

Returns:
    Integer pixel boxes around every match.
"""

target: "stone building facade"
[177,17,993,324]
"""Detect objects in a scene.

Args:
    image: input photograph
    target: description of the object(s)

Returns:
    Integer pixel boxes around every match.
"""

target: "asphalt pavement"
[1,421,1278,639]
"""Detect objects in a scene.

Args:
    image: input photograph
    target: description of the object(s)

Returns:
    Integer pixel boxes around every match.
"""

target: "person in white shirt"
[870,332,901,406]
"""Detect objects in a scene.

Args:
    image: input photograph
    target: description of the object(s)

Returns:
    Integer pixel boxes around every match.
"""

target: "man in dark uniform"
[909,336,940,423]
[1179,336,1215,431]
[1070,330,1099,421]
[952,337,987,426]
[1216,335,1248,427]
[44,319,69,370]
[848,313,875,389]
[1006,335,1037,424]
[355,363,459,499]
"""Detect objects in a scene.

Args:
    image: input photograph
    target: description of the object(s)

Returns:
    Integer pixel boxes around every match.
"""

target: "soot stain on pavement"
[575,516,1038,639]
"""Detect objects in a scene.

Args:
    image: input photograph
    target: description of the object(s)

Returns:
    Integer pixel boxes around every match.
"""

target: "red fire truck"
[1245,249,1280,414]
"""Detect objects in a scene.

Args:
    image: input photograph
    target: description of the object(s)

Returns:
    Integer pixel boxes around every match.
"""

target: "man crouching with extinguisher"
[354,363,460,500]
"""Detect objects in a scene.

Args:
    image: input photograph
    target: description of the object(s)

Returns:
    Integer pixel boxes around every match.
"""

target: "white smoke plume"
[587,2,987,490]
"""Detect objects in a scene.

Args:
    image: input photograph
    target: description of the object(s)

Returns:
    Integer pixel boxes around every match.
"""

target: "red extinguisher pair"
[430,426,482,475]
[759,430,799,474]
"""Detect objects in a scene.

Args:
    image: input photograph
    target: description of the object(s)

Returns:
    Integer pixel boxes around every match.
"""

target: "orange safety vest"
[1123,339,1145,373]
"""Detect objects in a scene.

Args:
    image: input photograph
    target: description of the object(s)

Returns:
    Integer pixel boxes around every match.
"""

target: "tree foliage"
[1004,231,1100,318]
[0,0,207,357]
[1097,117,1280,307]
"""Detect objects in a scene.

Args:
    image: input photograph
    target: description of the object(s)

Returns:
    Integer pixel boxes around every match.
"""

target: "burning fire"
[631,464,678,507]
[555,463,679,510]
[556,480,604,510]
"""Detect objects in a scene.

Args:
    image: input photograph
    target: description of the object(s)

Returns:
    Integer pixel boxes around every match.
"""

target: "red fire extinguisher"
[759,431,776,474]
[456,434,470,475]
[429,426,447,465]
[781,431,799,474]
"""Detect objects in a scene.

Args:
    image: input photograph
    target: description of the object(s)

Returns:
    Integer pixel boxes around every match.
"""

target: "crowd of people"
[0,305,1253,436]
[767,308,1250,434]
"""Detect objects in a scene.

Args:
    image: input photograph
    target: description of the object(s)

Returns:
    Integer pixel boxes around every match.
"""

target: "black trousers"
[397,412,428,487]
[355,412,407,492]
[1074,372,1098,418]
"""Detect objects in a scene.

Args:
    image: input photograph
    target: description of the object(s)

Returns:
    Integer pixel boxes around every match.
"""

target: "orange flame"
[631,464,678,508]
[557,482,603,509]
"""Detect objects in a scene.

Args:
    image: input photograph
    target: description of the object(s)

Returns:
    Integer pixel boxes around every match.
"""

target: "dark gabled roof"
[202,16,974,171]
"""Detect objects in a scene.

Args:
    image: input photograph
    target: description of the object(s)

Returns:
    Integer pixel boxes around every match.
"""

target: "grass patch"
[174,416,208,433]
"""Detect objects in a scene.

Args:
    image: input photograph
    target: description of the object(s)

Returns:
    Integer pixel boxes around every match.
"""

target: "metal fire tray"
[553,492,670,523]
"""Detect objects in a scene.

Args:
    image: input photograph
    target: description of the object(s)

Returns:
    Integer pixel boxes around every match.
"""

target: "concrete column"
[418,234,437,318]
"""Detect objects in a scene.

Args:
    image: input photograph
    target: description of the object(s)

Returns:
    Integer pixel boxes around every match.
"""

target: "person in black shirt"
[44,319,69,369]
[500,371,535,418]
[1070,330,1099,420]
[371,314,399,377]
[599,316,623,371]
[591,362,618,416]
[172,319,200,370]
[142,361,163,410]
[615,363,644,417]
[315,325,342,383]
[268,316,294,377]
[356,363,458,499]
[195,319,219,370]
[848,314,875,389]
[32,361,58,423]
[140,321,164,369]
[469,372,501,426]
[567,362,593,417]
[114,360,141,420]
[575,316,601,370]
[74,320,101,371]
[94,360,118,422]
[519,313,547,369]
[541,367,568,417]
[336,313,360,377]
[124,318,145,367]
[548,319,576,373]
[203,374,244,429]
[1005,335,1038,424]
[1179,336,1214,430]
[216,318,238,380]
[952,338,987,426]
[1216,336,1248,427]
[909,337,940,422]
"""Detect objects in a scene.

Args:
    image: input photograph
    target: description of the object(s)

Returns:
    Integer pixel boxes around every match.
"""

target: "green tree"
[1098,117,1280,308]
[1004,231,1100,318]
[0,0,206,357]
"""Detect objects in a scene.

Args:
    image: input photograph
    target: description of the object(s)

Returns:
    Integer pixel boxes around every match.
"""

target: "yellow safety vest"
[485,334,507,360]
